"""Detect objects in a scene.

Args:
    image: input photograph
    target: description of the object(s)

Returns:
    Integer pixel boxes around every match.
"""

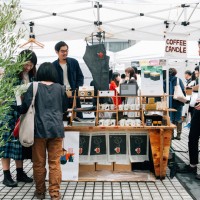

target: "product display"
[78,86,94,97]
[65,90,174,179]
[68,91,171,127]
[150,72,160,81]
[144,71,150,78]
[63,67,175,180]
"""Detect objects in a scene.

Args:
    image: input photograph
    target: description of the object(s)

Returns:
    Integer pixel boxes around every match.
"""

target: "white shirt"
[60,63,71,89]
[22,72,30,84]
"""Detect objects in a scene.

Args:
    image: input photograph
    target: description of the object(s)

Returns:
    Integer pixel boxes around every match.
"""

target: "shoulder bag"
[173,78,187,103]
[19,82,38,147]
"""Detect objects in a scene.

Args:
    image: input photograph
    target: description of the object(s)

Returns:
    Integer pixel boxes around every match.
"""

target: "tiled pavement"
[0,125,197,200]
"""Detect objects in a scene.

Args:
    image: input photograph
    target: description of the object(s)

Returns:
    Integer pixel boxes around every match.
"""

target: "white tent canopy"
[13,0,200,42]
[115,40,200,62]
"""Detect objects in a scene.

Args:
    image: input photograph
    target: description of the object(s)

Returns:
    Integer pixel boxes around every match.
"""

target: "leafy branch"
[0,0,25,148]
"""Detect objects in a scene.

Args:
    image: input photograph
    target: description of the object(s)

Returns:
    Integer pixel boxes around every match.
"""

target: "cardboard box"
[145,103,157,110]
[79,163,95,171]
[148,97,155,104]
[96,163,113,171]
[114,163,132,172]
[78,86,94,97]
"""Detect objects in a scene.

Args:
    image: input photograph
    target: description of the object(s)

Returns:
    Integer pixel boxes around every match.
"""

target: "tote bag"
[173,78,187,103]
[189,92,199,107]
[19,82,38,147]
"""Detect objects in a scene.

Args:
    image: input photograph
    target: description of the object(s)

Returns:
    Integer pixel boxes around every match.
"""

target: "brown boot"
[51,193,61,200]
[34,191,45,199]
[175,122,182,140]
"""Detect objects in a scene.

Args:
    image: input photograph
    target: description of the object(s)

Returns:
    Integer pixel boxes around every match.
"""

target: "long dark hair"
[125,67,137,80]
[112,72,120,86]
[18,49,37,80]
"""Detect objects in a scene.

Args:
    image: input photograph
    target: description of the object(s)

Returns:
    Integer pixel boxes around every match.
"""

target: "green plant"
[0,0,25,149]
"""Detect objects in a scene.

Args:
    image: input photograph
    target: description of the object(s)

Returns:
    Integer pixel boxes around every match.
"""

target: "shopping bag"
[189,92,199,107]
[173,78,187,103]
[13,117,20,138]
[19,82,38,147]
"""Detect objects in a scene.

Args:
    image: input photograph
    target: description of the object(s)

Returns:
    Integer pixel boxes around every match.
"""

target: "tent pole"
[198,41,200,99]
[166,59,169,108]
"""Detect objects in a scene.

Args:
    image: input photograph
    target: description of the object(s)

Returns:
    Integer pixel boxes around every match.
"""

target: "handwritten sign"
[165,33,187,59]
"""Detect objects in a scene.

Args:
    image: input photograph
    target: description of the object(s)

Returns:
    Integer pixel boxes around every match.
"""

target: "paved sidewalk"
[0,125,197,200]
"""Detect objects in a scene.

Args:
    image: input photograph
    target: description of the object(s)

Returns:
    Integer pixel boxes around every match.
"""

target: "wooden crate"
[114,163,132,172]
[79,163,95,171]
[96,163,114,171]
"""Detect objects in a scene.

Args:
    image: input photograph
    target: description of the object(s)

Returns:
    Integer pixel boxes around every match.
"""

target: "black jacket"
[52,57,84,90]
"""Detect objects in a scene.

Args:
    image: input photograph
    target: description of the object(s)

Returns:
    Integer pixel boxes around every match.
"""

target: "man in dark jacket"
[52,41,84,118]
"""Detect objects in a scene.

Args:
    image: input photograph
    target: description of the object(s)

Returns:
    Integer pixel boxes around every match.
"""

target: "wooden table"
[65,125,175,179]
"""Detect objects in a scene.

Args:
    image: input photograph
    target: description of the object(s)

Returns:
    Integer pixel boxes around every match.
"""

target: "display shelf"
[118,110,141,112]
[68,90,173,127]
[64,125,175,132]
[98,110,117,112]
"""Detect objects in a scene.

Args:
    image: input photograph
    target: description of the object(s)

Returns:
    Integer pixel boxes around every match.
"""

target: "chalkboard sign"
[90,135,106,155]
[130,135,147,155]
[79,135,90,155]
[109,135,126,155]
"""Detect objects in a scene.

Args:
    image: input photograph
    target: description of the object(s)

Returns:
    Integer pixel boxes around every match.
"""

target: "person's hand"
[194,99,200,110]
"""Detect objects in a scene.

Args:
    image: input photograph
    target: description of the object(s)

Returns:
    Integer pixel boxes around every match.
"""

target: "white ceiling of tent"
[14,0,200,42]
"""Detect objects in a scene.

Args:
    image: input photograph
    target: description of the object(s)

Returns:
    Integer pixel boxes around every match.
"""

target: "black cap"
[185,70,192,76]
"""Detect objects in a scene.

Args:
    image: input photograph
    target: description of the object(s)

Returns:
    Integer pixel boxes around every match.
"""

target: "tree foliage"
[0,0,25,147]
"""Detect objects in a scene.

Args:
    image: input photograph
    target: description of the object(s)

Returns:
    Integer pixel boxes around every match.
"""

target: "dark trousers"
[188,110,200,165]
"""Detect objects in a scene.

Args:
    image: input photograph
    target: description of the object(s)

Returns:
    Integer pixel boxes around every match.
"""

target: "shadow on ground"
[170,155,200,200]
